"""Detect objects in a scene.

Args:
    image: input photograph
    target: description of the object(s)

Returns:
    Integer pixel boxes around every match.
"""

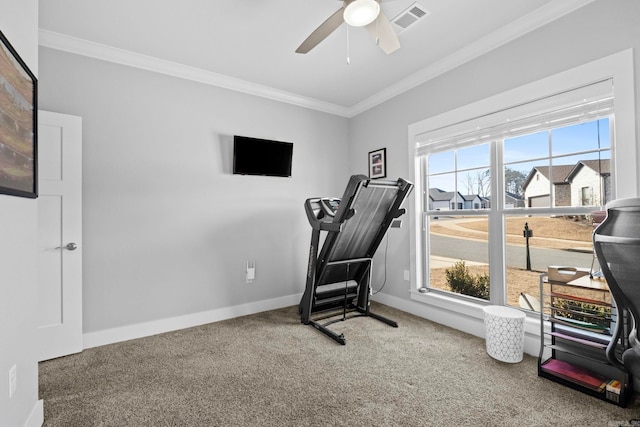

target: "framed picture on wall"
[368,148,386,179]
[0,29,37,198]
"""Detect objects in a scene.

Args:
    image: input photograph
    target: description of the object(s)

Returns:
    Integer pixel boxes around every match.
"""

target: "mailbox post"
[523,222,533,271]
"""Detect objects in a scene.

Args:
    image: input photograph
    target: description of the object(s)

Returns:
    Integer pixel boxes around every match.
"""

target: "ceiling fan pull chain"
[346,25,351,65]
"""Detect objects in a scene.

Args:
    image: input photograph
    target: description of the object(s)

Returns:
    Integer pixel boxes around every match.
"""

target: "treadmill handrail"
[319,222,342,232]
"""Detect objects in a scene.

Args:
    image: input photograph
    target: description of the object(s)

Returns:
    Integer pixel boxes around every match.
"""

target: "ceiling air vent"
[391,2,430,32]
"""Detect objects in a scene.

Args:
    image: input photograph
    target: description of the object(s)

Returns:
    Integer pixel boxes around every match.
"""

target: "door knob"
[56,242,78,251]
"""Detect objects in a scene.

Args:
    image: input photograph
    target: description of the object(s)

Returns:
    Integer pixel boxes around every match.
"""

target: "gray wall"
[35,0,640,347]
[350,0,640,302]
[0,1,41,426]
[38,48,350,334]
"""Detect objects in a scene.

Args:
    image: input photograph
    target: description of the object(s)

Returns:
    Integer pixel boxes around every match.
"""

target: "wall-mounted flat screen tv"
[233,135,293,177]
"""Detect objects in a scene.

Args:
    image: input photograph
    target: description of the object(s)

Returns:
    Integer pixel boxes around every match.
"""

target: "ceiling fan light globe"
[343,0,380,27]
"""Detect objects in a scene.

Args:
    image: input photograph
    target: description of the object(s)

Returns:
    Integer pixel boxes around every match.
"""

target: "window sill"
[409,289,487,320]
[408,289,543,356]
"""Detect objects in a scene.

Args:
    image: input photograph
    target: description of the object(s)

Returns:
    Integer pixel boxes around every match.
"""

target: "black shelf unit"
[538,273,633,407]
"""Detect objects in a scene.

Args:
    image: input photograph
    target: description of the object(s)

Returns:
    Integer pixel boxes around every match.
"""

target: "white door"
[36,111,83,361]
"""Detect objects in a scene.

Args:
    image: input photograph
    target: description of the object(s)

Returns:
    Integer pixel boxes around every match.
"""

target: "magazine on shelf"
[540,359,608,392]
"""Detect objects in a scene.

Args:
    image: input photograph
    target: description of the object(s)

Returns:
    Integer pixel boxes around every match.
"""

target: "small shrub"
[445,261,490,300]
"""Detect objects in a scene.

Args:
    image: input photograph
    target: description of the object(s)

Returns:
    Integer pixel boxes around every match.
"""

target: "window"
[581,187,590,206]
[424,142,491,300]
[408,50,636,335]
[507,119,611,209]
[409,54,640,310]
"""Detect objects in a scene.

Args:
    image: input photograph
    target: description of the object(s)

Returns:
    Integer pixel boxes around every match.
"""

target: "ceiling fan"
[296,0,400,55]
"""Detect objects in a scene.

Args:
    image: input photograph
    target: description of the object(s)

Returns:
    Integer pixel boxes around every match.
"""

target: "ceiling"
[38,0,595,117]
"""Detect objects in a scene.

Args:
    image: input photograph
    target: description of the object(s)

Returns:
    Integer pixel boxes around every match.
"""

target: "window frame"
[407,50,637,329]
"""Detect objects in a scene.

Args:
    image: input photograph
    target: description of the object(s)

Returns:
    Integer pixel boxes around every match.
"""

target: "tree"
[505,167,527,196]
[462,169,490,197]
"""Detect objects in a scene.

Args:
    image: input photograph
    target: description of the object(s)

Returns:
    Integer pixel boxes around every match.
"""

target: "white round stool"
[482,305,526,363]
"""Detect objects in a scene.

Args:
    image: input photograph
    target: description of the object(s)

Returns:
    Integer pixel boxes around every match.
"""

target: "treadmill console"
[304,197,341,227]
[320,198,340,217]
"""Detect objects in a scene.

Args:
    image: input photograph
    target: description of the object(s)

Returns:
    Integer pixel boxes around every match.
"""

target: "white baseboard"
[83,293,302,349]
[24,399,43,427]
[82,290,542,359]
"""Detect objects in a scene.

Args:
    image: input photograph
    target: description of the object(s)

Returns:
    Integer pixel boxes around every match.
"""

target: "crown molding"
[39,0,595,119]
[38,29,351,117]
[347,0,597,117]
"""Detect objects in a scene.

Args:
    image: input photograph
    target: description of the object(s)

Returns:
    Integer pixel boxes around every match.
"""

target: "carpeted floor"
[39,303,640,426]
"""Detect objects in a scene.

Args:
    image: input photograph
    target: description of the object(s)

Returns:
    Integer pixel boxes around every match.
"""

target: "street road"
[430,234,594,272]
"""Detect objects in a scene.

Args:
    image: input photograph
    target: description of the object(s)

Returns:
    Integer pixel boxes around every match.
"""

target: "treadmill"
[299,175,413,344]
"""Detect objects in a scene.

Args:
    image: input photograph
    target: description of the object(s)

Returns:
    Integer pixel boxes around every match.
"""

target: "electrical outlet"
[9,365,16,398]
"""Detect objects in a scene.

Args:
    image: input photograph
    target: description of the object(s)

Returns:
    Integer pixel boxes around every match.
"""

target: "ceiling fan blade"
[365,11,400,54]
[296,7,345,54]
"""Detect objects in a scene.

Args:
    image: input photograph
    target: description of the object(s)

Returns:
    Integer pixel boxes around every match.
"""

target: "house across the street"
[523,159,610,207]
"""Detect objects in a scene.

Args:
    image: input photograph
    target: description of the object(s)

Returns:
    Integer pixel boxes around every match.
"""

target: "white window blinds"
[415,79,613,156]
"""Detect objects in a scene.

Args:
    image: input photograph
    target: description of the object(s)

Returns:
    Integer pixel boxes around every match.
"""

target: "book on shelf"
[606,379,622,403]
[552,316,610,334]
[555,322,611,345]
[540,359,608,392]
[549,331,608,349]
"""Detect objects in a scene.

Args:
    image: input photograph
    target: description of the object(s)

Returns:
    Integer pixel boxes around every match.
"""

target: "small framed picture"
[368,148,386,179]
